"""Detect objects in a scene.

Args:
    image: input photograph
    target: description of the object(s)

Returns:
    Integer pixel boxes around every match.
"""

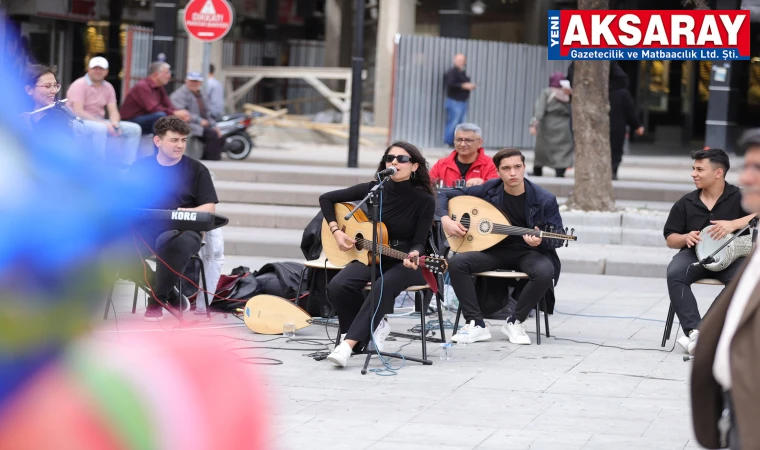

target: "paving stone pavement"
[96,272,722,450]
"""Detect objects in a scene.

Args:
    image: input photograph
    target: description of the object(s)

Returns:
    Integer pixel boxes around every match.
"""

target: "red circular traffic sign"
[183,0,234,42]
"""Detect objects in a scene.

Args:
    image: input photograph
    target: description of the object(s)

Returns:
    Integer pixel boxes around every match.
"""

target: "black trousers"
[666,249,743,335]
[327,259,425,345]
[533,166,567,178]
[611,129,625,177]
[200,127,223,161]
[131,228,203,308]
[448,245,554,323]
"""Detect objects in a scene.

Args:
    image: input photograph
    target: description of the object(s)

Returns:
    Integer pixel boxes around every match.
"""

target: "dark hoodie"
[567,62,640,168]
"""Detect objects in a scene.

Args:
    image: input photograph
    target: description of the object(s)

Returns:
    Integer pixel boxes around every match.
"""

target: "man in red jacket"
[430,123,498,188]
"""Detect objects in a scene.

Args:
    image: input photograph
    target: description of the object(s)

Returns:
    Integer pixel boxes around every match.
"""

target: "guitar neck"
[491,224,573,241]
[355,238,414,263]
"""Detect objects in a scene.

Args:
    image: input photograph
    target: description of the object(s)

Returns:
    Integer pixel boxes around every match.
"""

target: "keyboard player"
[129,116,218,321]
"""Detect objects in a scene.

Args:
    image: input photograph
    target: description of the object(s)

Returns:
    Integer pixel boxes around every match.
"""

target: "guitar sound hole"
[478,220,492,234]
[460,213,471,229]
[355,233,365,249]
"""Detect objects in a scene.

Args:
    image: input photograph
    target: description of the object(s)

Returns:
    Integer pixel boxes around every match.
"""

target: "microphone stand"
[693,218,759,267]
[344,175,433,374]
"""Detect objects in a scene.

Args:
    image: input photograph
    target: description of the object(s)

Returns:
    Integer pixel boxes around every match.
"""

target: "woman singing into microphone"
[320,141,436,368]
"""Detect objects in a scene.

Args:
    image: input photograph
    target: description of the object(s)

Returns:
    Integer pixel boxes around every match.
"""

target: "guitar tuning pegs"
[565,228,575,247]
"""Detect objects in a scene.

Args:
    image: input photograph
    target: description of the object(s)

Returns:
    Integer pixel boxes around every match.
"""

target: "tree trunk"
[565,0,615,211]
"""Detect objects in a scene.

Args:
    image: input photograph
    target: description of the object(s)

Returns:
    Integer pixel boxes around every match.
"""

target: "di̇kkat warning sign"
[184,0,234,42]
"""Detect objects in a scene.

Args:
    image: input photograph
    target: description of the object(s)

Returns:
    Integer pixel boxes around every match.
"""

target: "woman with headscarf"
[529,72,574,178]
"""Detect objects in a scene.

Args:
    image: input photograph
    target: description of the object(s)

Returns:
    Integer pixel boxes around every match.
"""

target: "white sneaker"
[451,320,491,344]
[687,330,699,356]
[326,341,352,367]
[501,320,531,345]
[371,319,391,352]
[677,330,699,355]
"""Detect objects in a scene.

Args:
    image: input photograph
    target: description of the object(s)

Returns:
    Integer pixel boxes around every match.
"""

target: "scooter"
[216,113,255,160]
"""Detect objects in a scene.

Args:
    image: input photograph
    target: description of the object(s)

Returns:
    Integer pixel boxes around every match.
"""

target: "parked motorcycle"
[216,113,255,160]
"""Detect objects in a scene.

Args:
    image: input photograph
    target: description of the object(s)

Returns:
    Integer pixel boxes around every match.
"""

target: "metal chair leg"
[103,272,118,320]
[295,266,307,305]
[543,296,551,338]
[194,255,211,318]
[453,305,462,336]
[535,302,542,345]
[418,291,428,360]
[435,291,447,342]
[131,283,139,314]
[661,303,676,347]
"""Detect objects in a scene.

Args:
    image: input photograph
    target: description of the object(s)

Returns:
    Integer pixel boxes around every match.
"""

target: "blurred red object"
[0,334,269,450]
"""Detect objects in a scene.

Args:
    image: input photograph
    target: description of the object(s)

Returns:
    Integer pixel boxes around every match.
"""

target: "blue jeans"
[81,120,142,165]
[129,111,167,135]
[444,98,468,146]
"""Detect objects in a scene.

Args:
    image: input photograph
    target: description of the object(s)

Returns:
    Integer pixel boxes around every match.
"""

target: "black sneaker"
[144,307,164,322]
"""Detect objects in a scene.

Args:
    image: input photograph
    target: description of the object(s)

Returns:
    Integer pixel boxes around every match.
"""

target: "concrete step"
[216,203,319,229]
[238,144,739,185]
[214,180,343,206]
[208,161,375,186]
[223,226,306,259]
[208,158,724,187]
[244,143,700,169]
[213,177,693,206]
[220,225,678,278]
[215,203,669,247]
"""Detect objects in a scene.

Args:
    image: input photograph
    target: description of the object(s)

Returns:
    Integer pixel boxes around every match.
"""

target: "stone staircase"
[204,145,697,278]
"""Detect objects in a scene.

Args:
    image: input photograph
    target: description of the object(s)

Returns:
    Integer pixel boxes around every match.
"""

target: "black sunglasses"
[384,154,411,163]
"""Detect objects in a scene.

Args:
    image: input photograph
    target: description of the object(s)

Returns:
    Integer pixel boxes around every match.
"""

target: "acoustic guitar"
[321,203,448,290]
[446,196,577,253]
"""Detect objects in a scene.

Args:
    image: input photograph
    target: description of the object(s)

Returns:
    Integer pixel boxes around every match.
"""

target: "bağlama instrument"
[695,225,753,272]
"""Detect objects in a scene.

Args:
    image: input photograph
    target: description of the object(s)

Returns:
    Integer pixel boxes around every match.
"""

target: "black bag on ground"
[255,262,306,300]
[210,266,260,312]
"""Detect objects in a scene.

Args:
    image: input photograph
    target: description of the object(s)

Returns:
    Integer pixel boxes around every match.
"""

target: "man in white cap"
[66,56,142,167]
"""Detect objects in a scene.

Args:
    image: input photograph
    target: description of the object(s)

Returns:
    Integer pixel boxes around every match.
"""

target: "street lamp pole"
[347,0,365,168]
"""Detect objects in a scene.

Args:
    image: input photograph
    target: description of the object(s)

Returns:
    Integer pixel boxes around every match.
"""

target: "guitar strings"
[459,217,572,239]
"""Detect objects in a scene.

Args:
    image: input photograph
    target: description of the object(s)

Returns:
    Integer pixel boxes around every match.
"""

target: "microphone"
[691,255,717,267]
[54,100,84,124]
[376,166,397,179]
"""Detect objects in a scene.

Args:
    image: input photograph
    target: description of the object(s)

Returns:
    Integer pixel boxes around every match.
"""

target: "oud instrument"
[446,196,576,252]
